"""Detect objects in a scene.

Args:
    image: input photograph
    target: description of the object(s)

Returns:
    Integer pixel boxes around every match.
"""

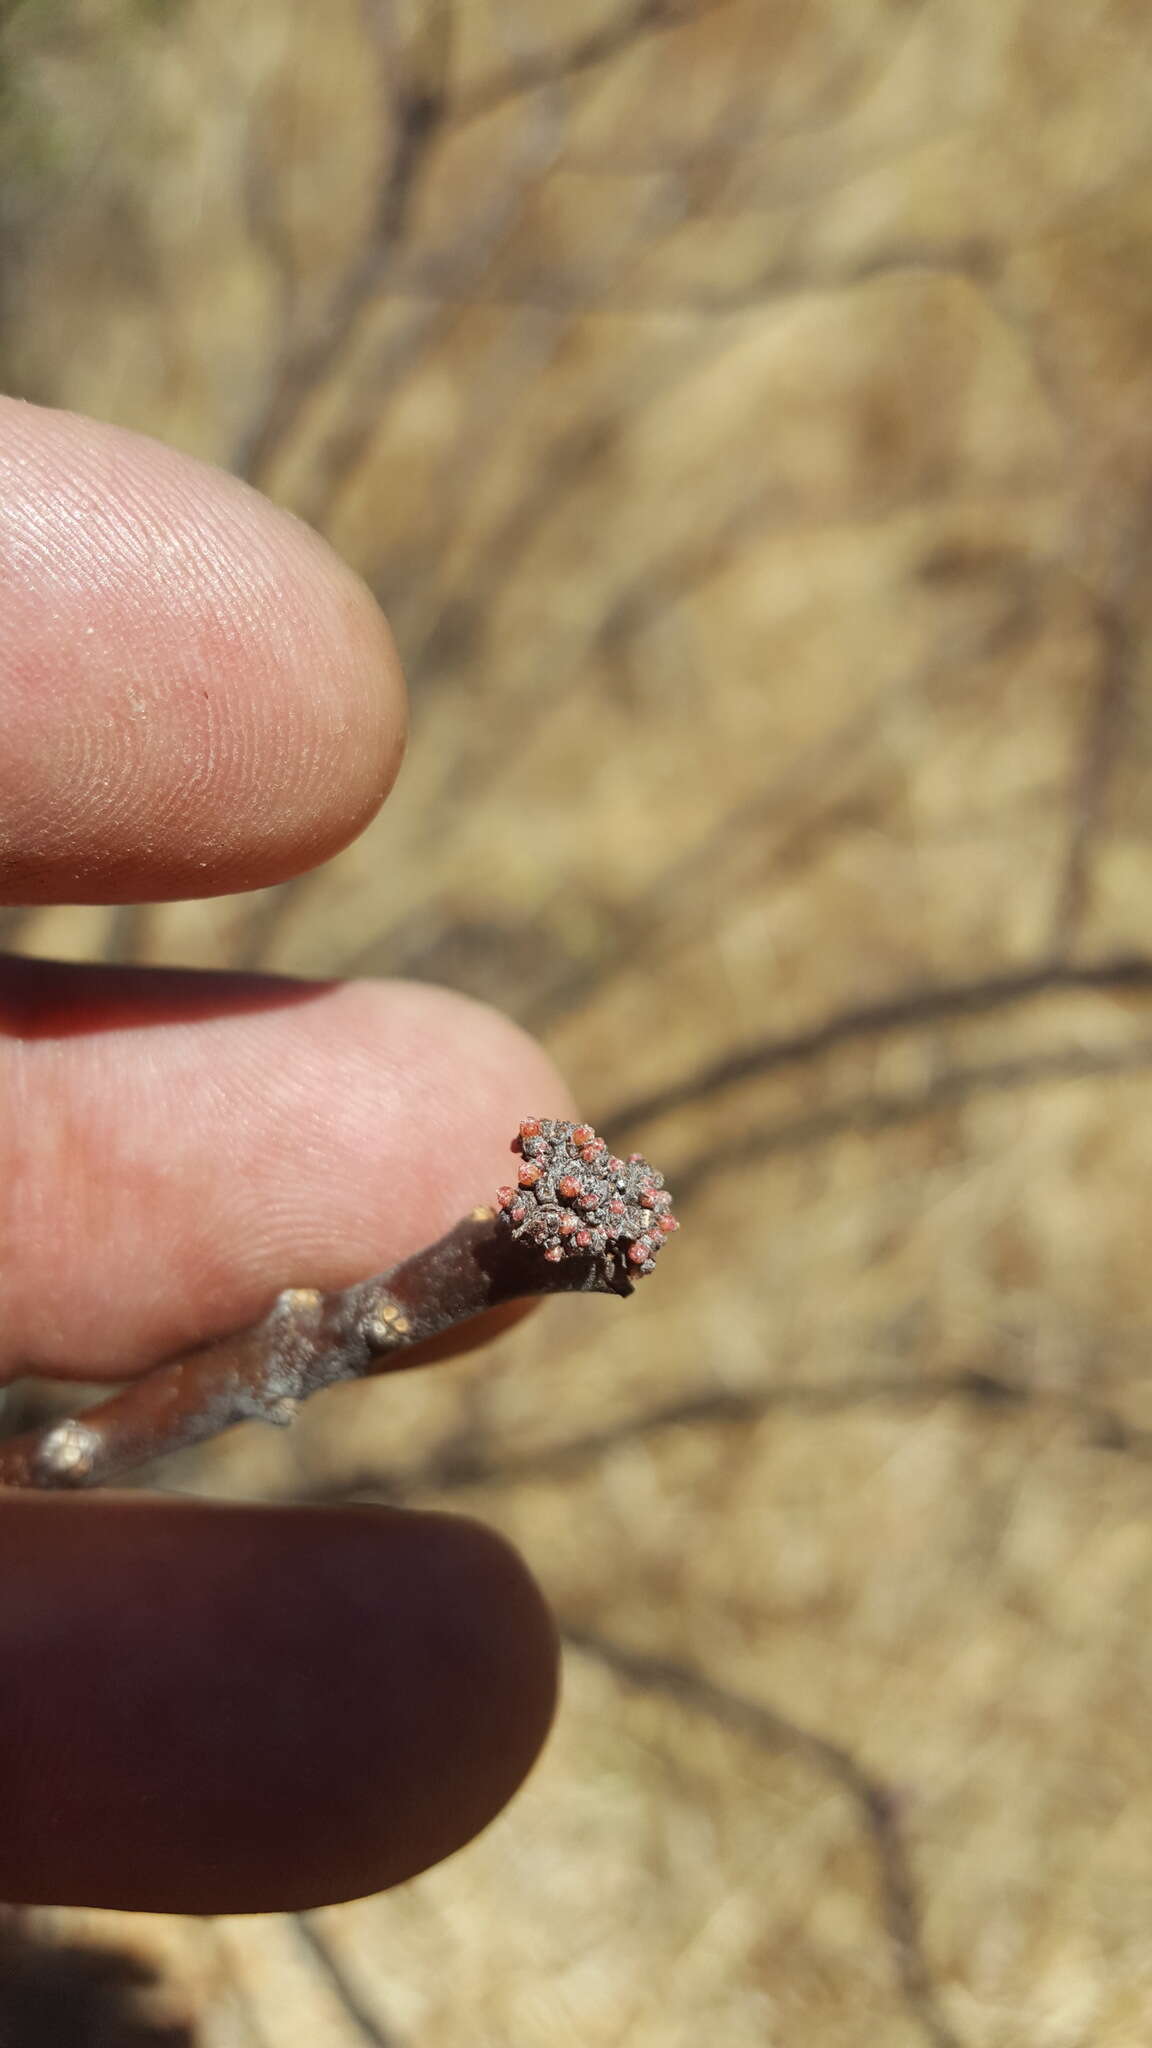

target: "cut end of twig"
[495,1118,679,1278]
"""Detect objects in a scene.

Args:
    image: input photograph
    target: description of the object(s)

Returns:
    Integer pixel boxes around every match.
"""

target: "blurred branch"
[508,582,1047,1036]
[608,953,1152,1132]
[233,0,959,553]
[234,0,456,483]
[322,1372,1026,1502]
[338,247,997,318]
[670,1037,1152,1199]
[456,0,740,125]
[1047,596,1136,960]
[308,1365,1152,1513]
[562,1628,963,2048]
[293,1919,400,2048]
[233,0,757,498]
[287,120,562,531]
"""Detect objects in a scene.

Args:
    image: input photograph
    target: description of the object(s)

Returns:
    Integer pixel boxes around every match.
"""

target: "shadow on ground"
[0,1920,191,2048]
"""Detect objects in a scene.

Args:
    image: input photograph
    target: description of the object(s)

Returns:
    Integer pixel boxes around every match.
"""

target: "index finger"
[0,399,405,904]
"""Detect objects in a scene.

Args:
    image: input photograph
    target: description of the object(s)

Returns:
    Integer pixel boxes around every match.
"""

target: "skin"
[0,397,571,1914]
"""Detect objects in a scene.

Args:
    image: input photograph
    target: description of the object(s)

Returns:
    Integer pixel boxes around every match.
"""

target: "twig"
[607,952,1152,1133]
[0,1120,677,1493]
[1046,595,1134,959]
[298,1366,1039,1506]
[293,1916,400,2048]
[563,1629,963,2048]
[670,1035,1152,1202]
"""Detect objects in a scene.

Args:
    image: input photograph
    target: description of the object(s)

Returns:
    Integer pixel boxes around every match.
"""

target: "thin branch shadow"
[562,1629,963,2048]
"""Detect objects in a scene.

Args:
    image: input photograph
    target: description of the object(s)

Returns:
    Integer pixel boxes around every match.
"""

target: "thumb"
[0,1492,556,1914]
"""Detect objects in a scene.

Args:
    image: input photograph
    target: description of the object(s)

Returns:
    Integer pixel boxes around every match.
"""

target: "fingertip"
[2,965,578,1379]
[0,1494,557,1912]
[0,399,406,901]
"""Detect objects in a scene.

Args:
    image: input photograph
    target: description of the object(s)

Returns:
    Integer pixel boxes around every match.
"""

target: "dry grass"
[5,0,1152,2040]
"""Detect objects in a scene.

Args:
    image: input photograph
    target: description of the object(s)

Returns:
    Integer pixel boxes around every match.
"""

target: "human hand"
[0,399,565,1915]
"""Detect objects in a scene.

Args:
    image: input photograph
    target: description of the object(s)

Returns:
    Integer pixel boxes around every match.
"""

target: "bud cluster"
[495,1117,679,1276]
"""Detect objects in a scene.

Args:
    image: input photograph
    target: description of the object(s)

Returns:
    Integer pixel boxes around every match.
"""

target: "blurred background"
[4,0,1152,2040]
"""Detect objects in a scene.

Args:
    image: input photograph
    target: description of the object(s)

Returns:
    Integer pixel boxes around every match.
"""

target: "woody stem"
[0,1211,633,1493]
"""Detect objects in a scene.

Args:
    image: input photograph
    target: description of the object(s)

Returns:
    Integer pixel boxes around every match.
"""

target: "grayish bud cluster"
[495,1117,679,1276]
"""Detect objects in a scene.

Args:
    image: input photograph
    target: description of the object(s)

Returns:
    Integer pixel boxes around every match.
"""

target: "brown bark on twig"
[0,1120,676,1493]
